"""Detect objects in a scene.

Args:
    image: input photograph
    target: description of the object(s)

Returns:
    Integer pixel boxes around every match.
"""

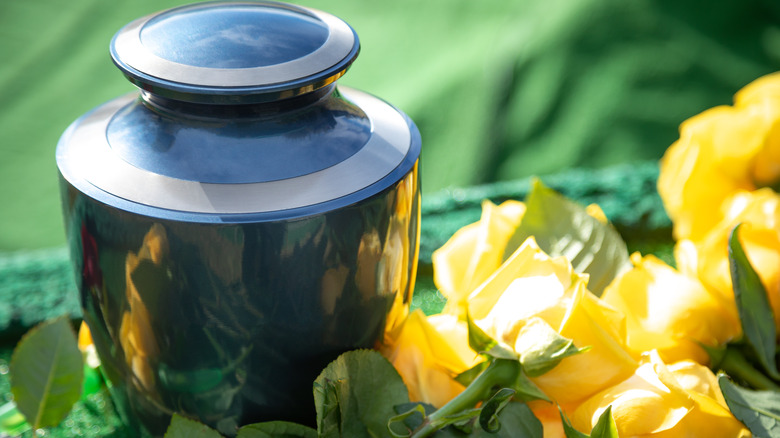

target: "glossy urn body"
[55,2,421,436]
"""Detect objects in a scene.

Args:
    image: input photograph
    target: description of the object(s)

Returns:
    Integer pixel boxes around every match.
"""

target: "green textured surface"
[2,0,778,250]
[419,161,672,266]
[0,248,80,342]
[0,164,673,436]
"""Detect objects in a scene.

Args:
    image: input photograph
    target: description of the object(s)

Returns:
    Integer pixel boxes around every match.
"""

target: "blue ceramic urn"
[55,2,421,435]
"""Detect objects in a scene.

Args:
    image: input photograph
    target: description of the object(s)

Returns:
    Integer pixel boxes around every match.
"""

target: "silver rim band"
[59,87,412,214]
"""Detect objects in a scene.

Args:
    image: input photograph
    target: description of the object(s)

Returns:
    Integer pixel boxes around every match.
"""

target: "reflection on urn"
[120,224,166,394]
[67,164,420,435]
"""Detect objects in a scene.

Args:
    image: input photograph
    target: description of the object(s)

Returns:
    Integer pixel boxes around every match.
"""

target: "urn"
[55,2,421,435]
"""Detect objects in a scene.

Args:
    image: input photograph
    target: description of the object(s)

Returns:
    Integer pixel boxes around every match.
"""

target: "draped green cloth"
[1,0,778,250]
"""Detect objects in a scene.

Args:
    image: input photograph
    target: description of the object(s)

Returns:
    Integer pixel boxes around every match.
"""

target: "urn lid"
[57,1,421,221]
[110,1,360,103]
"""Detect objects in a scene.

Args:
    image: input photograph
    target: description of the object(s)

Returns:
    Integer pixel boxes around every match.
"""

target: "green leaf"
[415,402,543,438]
[313,372,341,438]
[237,421,318,438]
[590,406,618,438]
[699,342,728,370]
[478,388,515,433]
[455,361,489,387]
[507,369,550,403]
[503,179,631,296]
[473,402,543,438]
[728,225,780,380]
[10,317,84,430]
[466,313,518,360]
[388,403,429,437]
[164,414,223,438]
[313,349,410,438]
[429,408,481,432]
[719,345,780,391]
[560,404,617,438]
[719,374,780,437]
[560,406,590,438]
[514,318,589,377]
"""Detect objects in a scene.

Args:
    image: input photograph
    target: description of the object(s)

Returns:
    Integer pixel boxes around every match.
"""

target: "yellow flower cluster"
[659,72,780,335]
[381,197,749,436]
[380,73,780,436]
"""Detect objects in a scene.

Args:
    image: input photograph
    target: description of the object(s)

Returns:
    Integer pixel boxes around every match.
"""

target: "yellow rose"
[658,72,780,241]
[601,253,741,364]
[432,200,525,316]
[735,71,780,108]
[381,310,481,408]
[675,188,780,333]
[572,352,750,437]
[468,238,637,404]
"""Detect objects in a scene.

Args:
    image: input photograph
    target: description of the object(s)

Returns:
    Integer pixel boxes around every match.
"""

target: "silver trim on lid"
[112,2,357,89]
[59,88,412,214]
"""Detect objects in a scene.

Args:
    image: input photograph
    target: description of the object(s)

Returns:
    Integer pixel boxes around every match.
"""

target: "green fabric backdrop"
[1,0,779,250]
